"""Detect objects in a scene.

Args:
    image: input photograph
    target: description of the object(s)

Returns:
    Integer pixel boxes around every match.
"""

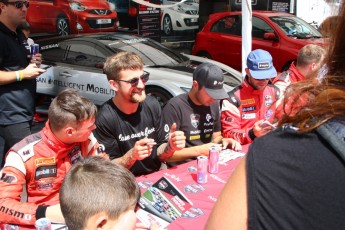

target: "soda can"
[35,218,52,230]
[197,156,208,184]
[30,43,40,56]
[208,146,220,174]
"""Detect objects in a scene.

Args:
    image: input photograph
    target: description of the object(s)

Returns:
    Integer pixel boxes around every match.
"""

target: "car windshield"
[270,16,322,39]
[100,37,188,66]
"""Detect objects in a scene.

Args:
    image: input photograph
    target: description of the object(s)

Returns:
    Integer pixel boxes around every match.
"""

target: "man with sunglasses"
[0,0,45,167]
[94,51,186,176]
[221,49,280,145]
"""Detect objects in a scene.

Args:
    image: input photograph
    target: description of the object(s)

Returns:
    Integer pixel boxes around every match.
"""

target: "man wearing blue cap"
[162,62,241,166]
[221,49,280,145]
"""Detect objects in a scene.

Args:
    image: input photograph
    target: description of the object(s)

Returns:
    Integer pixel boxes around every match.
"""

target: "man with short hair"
[221,49,280,145]
[273,44,325,93]
[162,62,241,165]
[94,51,186,176]
[0,0,45,167]
[272,44,325,118]
[0,89,108,228]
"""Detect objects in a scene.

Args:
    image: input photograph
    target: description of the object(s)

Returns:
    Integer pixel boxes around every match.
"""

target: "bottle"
[35,217,52,230]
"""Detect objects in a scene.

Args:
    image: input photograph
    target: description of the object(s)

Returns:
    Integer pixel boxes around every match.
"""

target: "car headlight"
[69,2,87,11]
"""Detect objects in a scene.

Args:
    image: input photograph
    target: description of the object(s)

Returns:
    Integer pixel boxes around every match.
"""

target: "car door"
[38,39,114,105]
[59,41,115,105]
[27,0,60,33]
[207,15,242,71]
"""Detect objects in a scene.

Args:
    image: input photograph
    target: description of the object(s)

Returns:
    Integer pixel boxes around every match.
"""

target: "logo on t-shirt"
[190,114,200,128]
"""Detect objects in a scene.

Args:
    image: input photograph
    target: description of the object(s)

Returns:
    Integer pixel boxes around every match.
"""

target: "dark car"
[35,32,241,109]
[192,11,326,72]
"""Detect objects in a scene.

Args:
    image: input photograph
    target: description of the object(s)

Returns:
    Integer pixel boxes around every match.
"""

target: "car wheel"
[197,51,212,59]
[56,16,69,36]
[163,15,173,36]
[146,87,173,108]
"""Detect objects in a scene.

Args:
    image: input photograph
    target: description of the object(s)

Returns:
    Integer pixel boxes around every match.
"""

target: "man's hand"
[29,53,43,67]
[222,138,242,151]
[130,137,156,161]
[253,119,274,138]
[168,123,186,151]
[23,63,46,79]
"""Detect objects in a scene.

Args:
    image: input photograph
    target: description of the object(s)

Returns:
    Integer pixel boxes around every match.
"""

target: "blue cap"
[247,49,277,80]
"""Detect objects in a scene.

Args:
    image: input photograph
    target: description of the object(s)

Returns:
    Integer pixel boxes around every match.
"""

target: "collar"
[288,62,305,82]
[0,21,17,37]
[316,117,345,164]
[41,120,77,158]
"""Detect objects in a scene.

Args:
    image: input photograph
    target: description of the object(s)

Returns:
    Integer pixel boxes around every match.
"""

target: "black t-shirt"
[162,93,221,147]
[94,96,165,176]
[247,127,345,229]
[162,93,221,165]
[0,22,35,125]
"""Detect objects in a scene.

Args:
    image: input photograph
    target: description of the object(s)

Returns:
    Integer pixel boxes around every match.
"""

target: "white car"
[36,32,241,110]
[161,0,199,36]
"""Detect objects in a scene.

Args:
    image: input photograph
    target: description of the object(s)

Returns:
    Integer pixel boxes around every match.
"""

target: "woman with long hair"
[205,3,345,229]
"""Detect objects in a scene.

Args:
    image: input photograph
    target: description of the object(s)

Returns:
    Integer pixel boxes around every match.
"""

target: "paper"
[137,176,193,223]
[219,149,245,164]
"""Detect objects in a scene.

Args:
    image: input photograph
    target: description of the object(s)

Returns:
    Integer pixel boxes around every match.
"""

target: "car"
[35,32,242,109]
[161,0,199,36]
[192,11,325,72]
[27,0,118,36]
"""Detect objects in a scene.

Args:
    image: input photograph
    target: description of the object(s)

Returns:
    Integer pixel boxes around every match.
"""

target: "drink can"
[30,43,40,55]
[208,146,220,174]
[197,156,208,184]
[35,218,52,230]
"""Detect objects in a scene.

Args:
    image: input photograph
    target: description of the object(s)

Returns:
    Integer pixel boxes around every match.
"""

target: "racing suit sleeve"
[0,151,42,226]
[221,99,253,145]
[85,132,109,160]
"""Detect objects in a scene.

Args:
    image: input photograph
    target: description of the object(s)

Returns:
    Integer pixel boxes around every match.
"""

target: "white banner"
[242,0,252,79]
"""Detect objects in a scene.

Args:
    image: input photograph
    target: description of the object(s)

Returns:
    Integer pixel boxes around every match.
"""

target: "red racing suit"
[272,62,305,119]
[221,77,280,145]
[0,121,107,229]
[272,62,305,93]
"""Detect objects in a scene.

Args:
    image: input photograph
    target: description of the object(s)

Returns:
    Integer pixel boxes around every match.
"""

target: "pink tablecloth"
[136,146,248,230]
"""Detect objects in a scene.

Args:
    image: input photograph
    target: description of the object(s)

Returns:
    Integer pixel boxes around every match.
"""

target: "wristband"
[19,70,24,81]
[15,71,20,81]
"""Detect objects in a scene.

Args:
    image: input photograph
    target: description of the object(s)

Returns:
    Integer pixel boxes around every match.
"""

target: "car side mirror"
[264,32,278,41]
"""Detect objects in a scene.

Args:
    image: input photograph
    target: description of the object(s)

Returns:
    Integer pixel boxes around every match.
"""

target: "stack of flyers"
[218,149,245,164]
[137,176,193,224]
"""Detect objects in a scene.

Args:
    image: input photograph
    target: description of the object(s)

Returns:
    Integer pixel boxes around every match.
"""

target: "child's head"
[60,156,140,230]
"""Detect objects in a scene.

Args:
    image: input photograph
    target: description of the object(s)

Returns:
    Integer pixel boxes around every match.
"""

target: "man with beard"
[94,52,186,176]
[221,49,280,145]
[0,0,45,167]
[162,63,241,166]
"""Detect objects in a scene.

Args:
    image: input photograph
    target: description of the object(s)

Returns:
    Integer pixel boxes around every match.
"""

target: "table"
[136,149,246,230]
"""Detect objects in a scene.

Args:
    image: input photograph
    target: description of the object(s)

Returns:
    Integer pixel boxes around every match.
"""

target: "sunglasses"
[7,1,29,8]
[117,71,150,87]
